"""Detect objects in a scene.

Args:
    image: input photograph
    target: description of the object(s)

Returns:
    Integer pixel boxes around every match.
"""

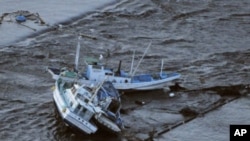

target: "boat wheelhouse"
[53,78,123,134]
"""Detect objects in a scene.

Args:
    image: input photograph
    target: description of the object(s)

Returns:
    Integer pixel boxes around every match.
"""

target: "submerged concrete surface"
[156,96,250,141]
[0,0,115,46]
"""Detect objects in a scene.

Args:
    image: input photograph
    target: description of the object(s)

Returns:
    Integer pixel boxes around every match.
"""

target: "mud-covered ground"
[0,0,250,140]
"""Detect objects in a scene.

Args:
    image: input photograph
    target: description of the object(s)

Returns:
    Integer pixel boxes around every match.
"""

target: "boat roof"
[84,57,99,65]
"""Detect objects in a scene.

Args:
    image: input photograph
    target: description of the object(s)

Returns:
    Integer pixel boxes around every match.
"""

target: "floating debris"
[169,92,175,97]
[135,100,145,105]
[15,15,26,23]
[0,10,47,31]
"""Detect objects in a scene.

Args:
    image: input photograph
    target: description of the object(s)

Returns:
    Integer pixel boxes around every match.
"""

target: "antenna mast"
[131,41,152,77]
[75,36,81,71]
[129,50,135,75]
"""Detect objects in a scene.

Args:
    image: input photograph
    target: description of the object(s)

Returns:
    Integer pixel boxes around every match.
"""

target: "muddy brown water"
[0,0,250,140]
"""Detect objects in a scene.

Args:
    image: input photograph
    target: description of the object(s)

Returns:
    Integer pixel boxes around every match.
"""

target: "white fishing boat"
[48,36,181,91]
[83,59,180,91]
[53,77,123,134]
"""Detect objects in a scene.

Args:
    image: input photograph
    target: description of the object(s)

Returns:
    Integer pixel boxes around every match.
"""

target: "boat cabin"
[84,58,132,84]
[59,80,100,117]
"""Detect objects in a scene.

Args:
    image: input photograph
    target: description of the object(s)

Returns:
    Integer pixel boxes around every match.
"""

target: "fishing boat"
[48,36,181,91]
[53,77,123,134]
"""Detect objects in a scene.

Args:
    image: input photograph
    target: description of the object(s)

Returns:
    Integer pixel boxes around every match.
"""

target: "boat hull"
[48,67,180,91]
[94,115,121,133]
[53,85,98,134]
[112,74,180,91]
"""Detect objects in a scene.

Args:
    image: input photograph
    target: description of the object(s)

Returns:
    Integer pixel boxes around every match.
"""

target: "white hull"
[53,84,97,134]
[111,75,180,90]
[48,68,180,91]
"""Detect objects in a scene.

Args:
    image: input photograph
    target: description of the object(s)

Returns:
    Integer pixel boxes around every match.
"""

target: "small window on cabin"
[105,73,113,76]
[74,104,81,113]
[64,82,72,89]
[81,108,87,113]
[78,107,88,117]
[77,105,81,110]
[71,87,76,94]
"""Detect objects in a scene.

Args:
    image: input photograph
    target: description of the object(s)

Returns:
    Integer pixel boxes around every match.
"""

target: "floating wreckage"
[0,10,47,31]
[15,15,26,23]
[53,77,123,134]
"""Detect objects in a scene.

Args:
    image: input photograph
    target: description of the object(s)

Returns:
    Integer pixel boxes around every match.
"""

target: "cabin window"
[80,108,93,120]
[74,104,81,113]
[105,72,113,76]
[63,82,73,89]
[81,108,87,113]
[71,87,76,94]
[79,107,88,117]
[75,105,89,118]
[77,105,81,110]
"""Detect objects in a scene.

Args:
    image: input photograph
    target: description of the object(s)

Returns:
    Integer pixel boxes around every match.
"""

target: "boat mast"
[160,59,164,76]
[129,50,135,75]
[89,78,106,103]
[75,36,81,71]
[131,41,152,77]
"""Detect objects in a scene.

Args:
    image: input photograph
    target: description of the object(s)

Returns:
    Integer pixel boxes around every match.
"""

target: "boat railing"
[131,74,153,83]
